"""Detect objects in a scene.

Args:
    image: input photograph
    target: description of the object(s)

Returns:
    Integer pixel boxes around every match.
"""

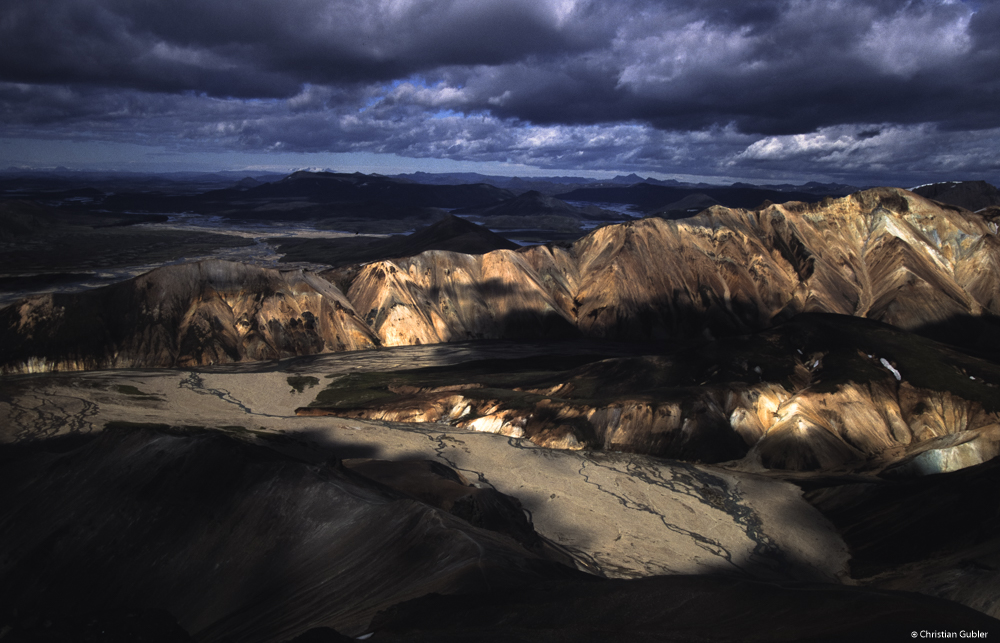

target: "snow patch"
[879,357,902,381]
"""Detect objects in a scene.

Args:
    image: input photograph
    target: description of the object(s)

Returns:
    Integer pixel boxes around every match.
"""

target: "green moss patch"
[307,354,613,410]
[287,375,320,394]
[311,372,403,408]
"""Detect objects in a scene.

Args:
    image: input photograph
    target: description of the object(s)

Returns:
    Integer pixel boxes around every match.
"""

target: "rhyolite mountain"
[0,261,377,372]
[5,186,1000,367]
[346,186,1000,350]
[5,187,1000,477]
[5,185,1000,640]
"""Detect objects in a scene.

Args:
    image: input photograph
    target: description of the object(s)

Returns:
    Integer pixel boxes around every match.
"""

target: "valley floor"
[0,340,849,584]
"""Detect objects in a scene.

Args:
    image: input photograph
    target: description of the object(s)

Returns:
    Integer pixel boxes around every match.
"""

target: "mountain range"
[5,187,1000,474]
[4,177,1000,639]
[7,186,998,367]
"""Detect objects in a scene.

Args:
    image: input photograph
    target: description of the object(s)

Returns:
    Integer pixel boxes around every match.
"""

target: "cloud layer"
[2,0,998,183]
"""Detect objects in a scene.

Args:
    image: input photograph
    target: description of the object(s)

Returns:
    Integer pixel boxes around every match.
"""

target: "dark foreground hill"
[1,426,996,642]
[0,426,575,641]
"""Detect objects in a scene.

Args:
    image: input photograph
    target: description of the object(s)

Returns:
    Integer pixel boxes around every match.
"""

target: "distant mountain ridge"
[271,215,519,269]
[554,182,835,212]
[391,170,859,197]
[4,168,862,218]
[453,190,612,220]
[99,171,516,214]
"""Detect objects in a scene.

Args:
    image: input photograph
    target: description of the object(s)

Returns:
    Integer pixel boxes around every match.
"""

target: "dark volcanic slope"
[0,200,56,241]
[272,215,518,268]
[0,261,377,373]
[911,181,1000,212]
[806,456,1000,618]
[365,573,998,642]
[651,192,722,218]
[3,427,997,642]
[240,171,515,208]
[0,427,576,642]
[0,199,249,277]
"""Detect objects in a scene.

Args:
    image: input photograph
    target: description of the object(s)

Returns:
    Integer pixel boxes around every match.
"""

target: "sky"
[1,0,998,186]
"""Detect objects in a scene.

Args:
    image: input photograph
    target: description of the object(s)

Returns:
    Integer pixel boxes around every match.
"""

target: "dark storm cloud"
[1,0,998,183]
[0,0,607,96]
[464,0,997,135]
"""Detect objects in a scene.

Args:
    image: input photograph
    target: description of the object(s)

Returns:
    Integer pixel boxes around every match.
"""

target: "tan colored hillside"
[3,187,998,373]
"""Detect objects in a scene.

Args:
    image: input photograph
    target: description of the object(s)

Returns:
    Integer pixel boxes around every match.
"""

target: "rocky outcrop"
[346,247,579,346]
[300,314,1000,472]
[0,261,377,373]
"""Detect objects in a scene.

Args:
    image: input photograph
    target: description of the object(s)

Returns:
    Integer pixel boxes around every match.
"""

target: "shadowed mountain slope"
[245,171,516,208]
[100,171,516,215]
[3,426,997,642]
[805,455,1000,618]
[364,573,998,642]
[651,192,722,218]
[911,180,1000,212]
[0,427,577,642]
[0,200,57,241]
[0,199,249,286]
[453,190,612,221]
